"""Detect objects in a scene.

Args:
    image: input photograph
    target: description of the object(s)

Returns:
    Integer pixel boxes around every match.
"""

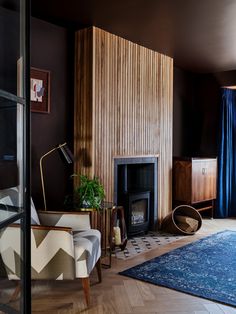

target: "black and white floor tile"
[114,231,186,260]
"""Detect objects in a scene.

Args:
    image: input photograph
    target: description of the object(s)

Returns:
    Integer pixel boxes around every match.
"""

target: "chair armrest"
[38,211,91,231]
[10,223,72,232]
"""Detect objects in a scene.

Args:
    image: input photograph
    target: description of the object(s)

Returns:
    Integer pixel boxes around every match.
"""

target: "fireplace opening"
[125,191,150,236]
[114,156,158,236]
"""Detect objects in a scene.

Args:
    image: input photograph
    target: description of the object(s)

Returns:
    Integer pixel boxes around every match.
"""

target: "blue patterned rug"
[119,230,236,307]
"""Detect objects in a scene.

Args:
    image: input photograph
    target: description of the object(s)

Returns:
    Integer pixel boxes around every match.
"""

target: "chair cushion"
[73,229,101,278]
[0,186,40,225]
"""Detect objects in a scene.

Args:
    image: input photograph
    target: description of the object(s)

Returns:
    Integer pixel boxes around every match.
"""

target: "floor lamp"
[39,142,73,211]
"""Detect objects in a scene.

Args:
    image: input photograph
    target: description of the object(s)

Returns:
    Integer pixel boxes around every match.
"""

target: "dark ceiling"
[31,0,236,73]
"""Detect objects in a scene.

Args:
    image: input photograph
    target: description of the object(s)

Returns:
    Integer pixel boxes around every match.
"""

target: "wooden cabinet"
[173,158,217,217]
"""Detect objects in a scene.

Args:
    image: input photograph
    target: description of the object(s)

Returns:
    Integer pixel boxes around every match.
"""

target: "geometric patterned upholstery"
[38,211,101,278]
[73,229,101,278]
[0,186,40,225]
[30,199,40,225]
[38,211,90,231]
[0,190,102,306]
[0,225,74,280]
[0,186,20,208]
[0,211,101,280]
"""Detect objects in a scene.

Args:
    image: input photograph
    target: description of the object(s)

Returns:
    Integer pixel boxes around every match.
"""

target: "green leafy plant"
[74,174,105,210]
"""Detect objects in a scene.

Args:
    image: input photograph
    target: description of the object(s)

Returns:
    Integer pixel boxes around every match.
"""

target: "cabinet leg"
[211,200,214,219]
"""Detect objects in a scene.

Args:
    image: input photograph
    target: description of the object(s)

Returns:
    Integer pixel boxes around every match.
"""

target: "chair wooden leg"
[96,258,102,283]
[81,277,90,307]
[10,282,21,301]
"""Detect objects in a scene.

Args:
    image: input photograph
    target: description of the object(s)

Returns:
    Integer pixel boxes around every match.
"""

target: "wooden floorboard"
[1,218,236,313]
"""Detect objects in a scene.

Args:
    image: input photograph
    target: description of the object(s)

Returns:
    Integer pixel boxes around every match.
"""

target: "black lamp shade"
[58,144,73,164]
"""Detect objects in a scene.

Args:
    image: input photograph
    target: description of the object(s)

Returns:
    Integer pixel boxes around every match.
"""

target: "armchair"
[0,189,102,306]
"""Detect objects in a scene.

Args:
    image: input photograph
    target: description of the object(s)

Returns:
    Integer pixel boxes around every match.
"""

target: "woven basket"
[161,205,202,235]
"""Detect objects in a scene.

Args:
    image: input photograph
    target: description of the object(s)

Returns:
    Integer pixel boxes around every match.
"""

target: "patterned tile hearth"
[114,231,186,259]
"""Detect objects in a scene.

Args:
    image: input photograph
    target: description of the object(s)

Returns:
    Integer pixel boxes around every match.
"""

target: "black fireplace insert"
[114,156,158,232]
[124,190,150,236]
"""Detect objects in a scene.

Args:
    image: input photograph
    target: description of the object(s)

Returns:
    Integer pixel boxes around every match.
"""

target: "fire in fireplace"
[124,191,150,236]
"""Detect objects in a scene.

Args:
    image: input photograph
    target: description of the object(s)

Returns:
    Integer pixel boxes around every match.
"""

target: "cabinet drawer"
[191,159,217,203]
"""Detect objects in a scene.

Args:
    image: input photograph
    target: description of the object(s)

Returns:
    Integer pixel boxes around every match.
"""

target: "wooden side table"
[110,206,127,252]
[89,204,113,268]
[89,205,127,268]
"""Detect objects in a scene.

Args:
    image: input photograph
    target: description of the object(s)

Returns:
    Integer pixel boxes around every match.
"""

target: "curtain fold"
[216,88,236,217]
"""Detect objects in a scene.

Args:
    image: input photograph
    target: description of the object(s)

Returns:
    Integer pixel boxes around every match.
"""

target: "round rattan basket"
[161,205,202,235]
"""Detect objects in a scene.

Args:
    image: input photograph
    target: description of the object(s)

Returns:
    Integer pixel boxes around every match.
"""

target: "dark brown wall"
[173,67,212,157]
[174,67,236,158]
[214,70,236,87]
[31,18,74,210]
[193,73,221,157]
[0,7,18,163]
[173,67,195,156]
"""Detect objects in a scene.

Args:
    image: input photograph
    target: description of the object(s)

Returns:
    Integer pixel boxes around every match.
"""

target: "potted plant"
[71,174,105,211]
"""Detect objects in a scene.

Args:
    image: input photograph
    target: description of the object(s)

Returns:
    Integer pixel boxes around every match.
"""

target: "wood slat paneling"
[74,28,93,185]
[74,27,173,225]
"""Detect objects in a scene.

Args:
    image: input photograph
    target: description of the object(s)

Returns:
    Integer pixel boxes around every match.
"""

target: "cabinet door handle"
[202,168,207,175]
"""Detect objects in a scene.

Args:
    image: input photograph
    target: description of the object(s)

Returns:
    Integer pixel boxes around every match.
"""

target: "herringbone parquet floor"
[3,219,236,314]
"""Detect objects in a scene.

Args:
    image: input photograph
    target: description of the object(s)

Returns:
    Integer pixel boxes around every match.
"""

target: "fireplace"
[124,191,150,236]
[114,156,158,236]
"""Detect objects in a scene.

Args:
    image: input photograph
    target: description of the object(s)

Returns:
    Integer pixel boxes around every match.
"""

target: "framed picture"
[30,67,50,113]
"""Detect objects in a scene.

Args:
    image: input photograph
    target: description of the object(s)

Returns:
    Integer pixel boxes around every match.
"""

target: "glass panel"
[0,98,17,162]
[0,223,23,313]
[131,199,147,225]
[0,97,24,224]
[0,0,24,96]
[0,0,29,311]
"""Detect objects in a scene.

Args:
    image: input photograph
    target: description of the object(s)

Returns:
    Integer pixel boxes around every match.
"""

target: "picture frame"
[30,67,51,113]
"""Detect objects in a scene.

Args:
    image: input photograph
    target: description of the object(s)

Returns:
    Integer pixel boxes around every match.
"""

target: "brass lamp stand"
[39,142,73,211]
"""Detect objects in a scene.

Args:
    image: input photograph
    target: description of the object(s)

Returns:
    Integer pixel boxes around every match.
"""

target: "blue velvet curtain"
[216,88,236,217]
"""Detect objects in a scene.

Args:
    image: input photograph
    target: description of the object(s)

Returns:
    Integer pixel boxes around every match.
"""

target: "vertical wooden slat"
[74,28,94,187]
[74,27,173,225]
